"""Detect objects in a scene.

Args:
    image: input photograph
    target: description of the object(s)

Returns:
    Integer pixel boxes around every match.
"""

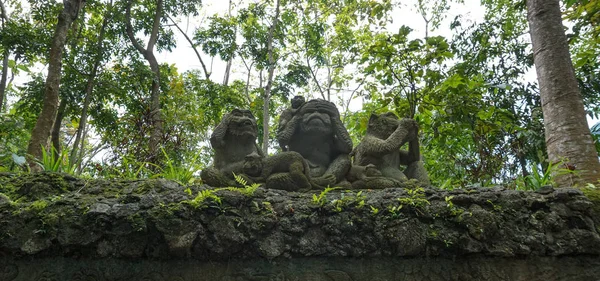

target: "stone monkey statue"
[243,151,314,191]
[201,109,264,187]
[276,99,353,188]
[277,96,306,151]
[351,112,430,185]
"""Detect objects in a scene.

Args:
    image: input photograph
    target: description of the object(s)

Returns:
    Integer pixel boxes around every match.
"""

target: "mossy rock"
[582,187,600,215]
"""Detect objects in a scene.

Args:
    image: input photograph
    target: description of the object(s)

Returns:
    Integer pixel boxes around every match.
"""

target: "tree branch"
[147,0,163,51]
[167,14,210,79]
[125,0,146,54]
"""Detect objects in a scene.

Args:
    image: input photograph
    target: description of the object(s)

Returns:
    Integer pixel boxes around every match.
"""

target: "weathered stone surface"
[1,173,600,280]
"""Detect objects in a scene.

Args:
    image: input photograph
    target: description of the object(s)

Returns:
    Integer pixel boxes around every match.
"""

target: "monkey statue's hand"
[399,118,419,142]
[319,101,340,119]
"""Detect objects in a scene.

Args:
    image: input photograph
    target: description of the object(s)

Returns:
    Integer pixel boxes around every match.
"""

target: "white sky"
[159,0,486,81]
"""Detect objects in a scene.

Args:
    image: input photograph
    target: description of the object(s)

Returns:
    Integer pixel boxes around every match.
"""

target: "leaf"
[12,153,26,166]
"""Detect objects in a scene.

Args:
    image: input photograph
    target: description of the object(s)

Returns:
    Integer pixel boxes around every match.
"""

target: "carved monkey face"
[366,113,399,139]
[291,96,305,109]
[300,108,332,134]
[228,109,258,138]
[243,152,263,177]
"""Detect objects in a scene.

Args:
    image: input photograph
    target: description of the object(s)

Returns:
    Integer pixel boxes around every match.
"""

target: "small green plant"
[185,189,222,208]
[370,205,380,215]
[515,160,578,190]
[35,145,76,174]
[329,190,366,212]
[312,187,340,207]
[222,173,261,197]
[387,205,403,219]
[398,187,430,208]
[445,196,463,216]
[233,173,260,196]
[28,199,48,212]
[486,199,502,212]
[444,239,453,248]
[153,147,202,185]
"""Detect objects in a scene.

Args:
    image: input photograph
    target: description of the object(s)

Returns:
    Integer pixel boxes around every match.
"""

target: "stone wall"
[1,173,600,280]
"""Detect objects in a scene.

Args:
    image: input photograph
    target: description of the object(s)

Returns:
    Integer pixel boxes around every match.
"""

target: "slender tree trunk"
[527,0,600,186]
[125,0,163,164]
[0,50,8,113]
[147,51,163,163]
[0,0,9,113]
[51,100,67,159]
[71,3,112,167]
[262,0,281,155]
[26,0,85,171]
[77,125,88,174]
[223,0,234,86]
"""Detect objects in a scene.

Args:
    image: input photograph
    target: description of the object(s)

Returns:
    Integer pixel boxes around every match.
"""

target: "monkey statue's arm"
[210,113,230,149]
[399,138,421,166]
[276,114,300,149]
[365,118,417,157]
[324,153,352,184]
[220,161,245,178]
[331,117,353,154]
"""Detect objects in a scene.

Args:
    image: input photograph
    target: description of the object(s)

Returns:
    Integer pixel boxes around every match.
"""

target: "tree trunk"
[125,0,163,164]
[222,0,234,86]
[26,0,85,171]
[51,100,67,159]
[71,3,112,168]
[0,0,9,113]
[0,50,8,113]
[262,0,281,155]
[147,51,163,163]
[526,0,600,186]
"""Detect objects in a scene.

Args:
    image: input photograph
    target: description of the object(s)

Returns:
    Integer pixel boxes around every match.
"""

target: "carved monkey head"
[298,100,336,134]
[243,152,263,177]
[366,112,400,139]
[227,109,258,138]
[291,96,306,109]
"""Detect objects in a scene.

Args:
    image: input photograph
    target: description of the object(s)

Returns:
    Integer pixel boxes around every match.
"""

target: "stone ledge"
[2,256,600,281]
[1,173,600,280]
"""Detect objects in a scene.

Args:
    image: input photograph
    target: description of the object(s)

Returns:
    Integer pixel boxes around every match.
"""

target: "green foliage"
[4,0,600,189]
[514,161,578,190]
[35,146,76,174]
[186,189,222,209]
[397,187,430,209]
[386,205,403,219]
[312,187,341,207]
[445,196,464,216]
[27,199,49,212]
[152,147,202,185]
[370,205,380,215]
[184,174,260,209]
[330,190,366,212]
[223,173,261,197]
